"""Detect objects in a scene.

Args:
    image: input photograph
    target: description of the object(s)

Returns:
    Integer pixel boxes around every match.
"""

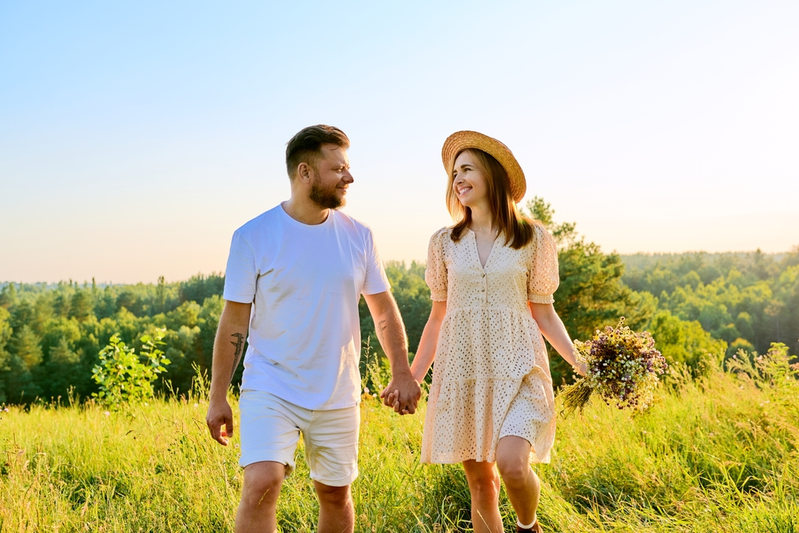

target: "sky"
[1,0,797,284]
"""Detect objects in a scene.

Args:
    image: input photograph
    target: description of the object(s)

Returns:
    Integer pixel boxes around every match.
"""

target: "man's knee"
[241,462,286,508]
[314,482,352,508]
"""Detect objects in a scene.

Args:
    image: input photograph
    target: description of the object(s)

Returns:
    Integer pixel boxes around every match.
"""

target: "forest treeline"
[1,199,797,405]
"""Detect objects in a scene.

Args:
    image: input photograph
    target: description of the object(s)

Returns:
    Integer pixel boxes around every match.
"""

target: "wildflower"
[560,318,667,415]
[103,411,110,416]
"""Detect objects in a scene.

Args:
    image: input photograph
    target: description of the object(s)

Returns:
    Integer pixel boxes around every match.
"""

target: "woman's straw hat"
[441,130,526,203]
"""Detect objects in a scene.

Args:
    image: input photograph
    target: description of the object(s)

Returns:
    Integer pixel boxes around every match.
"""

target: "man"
[205,124,421,533]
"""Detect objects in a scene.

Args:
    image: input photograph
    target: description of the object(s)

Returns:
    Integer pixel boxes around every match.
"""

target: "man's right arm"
[205,300,252,446]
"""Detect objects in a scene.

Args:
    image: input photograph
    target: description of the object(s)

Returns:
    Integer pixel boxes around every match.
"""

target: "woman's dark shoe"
[517,521,543,533]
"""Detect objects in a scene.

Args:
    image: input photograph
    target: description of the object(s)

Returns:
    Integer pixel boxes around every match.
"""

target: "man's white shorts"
[239,390,360,487]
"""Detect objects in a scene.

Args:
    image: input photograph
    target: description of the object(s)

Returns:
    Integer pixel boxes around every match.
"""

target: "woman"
[391,131,586,532]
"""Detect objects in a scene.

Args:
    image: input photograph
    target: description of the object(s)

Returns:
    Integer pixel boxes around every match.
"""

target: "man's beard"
[309,175,344,209]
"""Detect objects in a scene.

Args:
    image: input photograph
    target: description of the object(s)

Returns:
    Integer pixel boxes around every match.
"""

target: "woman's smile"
[452,151,488,206]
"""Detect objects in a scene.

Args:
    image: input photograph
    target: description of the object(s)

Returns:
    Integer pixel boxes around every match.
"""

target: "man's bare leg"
[314,481,354,533]
[236,461,286,533]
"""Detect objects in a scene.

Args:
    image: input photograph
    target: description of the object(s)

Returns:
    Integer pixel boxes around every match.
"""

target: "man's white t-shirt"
[223,204,390,410]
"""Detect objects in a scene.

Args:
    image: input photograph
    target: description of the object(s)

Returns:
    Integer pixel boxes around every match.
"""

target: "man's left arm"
[363,291,421,414]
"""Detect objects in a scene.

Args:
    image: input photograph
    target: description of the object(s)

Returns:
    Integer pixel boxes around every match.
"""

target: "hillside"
[1,353,797,532]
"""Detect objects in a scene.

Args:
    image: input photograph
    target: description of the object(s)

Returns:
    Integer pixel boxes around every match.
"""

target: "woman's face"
[451,151,488,208]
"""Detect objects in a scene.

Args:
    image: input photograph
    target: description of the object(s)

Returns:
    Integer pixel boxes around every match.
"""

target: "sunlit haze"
[1,1,797,284]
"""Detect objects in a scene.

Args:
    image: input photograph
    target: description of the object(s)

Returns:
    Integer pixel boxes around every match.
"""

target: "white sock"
[517,517,536,529]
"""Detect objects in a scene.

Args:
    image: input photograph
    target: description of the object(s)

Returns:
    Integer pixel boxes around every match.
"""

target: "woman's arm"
[529,302,587,376]
[409,300,447,383]
[385,300,447,413]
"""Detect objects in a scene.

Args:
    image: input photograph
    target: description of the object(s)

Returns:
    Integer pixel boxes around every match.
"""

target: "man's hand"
[206,301,250,446]
[380,373,421,415]
[206,398,234,446]
[363,291,420,415]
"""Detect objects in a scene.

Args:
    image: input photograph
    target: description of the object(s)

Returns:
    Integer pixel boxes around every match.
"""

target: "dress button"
[481,273,486,278]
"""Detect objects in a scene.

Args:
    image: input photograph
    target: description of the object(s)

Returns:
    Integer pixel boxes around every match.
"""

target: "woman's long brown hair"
[446,148,534,249]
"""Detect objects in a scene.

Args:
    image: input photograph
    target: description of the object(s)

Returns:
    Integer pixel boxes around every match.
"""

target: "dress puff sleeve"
[528,223,560,304]
[425,228,449,302]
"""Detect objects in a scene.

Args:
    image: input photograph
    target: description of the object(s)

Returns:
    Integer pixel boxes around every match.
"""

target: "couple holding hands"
[206,125,586,533]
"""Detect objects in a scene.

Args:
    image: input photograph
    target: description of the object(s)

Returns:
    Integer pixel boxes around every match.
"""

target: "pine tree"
[13,325,43,368]
[0,283,17,309]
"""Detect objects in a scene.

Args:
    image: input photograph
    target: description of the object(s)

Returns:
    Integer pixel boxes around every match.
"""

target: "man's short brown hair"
[285,125,350,179]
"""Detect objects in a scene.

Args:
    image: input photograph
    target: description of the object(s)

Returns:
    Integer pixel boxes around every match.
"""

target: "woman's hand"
[529,302,585,372]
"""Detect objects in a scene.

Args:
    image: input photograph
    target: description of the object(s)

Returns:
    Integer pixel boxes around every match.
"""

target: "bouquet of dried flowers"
[560,318,667,415]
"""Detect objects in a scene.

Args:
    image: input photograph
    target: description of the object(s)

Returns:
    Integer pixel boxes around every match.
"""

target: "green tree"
[13,325,43,369]
[727,337,755,358]
[771,264,799,354]
[385,261,431,354]
[71,289,94,322]
[645,267,681,296]
[647,310,727,373]
[39,337,82,401]
[156,275,167,314]
[54,288,72,318]
[179,273,224,305]
[734,312,754,340]
[0,283,17,309]
[0,307,12,403]
[163,324,202,394]
[0,307,12,356]
[1,324,44,402]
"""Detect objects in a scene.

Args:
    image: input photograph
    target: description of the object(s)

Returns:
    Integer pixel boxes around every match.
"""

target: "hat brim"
[441,130,526,203]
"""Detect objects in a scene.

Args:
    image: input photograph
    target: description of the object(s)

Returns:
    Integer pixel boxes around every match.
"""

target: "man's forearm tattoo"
[229,333,245,383]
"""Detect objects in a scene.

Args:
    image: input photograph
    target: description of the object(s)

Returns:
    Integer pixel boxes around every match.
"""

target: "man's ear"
[296,162,313,183]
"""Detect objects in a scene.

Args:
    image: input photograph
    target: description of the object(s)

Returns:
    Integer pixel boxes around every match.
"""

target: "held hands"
[380,374,421,415]
[205,398,234,446]
[383,389,417,415]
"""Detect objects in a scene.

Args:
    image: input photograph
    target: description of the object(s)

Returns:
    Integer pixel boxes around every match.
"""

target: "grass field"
[1,357,797,532]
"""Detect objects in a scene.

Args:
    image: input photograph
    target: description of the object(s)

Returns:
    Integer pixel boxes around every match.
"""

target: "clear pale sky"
[1,1,797,284]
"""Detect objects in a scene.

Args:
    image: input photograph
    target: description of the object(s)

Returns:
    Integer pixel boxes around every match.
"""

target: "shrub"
[91,329,170,407]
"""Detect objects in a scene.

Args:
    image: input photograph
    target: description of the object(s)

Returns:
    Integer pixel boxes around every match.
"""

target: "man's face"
[308,144,353,209]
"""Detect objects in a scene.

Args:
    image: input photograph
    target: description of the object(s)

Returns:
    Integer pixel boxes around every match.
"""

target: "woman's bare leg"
[496,436,540,527]
[462,460,504,533]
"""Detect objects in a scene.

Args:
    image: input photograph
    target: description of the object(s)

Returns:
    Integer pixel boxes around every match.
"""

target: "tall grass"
[1,360,797,532]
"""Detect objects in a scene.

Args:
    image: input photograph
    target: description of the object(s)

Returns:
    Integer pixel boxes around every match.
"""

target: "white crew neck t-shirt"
[223,205,390,410]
